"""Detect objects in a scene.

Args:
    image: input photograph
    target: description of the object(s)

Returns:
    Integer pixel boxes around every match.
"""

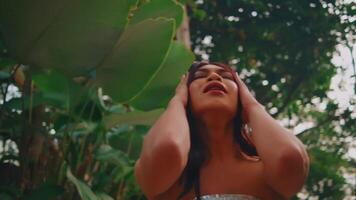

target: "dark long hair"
[177,61,259,200]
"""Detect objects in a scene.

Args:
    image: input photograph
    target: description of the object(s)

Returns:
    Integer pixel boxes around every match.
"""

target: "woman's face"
[189,64,238,119]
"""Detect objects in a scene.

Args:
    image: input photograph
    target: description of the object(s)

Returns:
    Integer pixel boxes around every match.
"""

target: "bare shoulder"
[153,180,193,200]
[153,157,286,200]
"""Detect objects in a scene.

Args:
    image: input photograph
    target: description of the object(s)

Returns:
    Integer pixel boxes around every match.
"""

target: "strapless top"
[193,194,260,200]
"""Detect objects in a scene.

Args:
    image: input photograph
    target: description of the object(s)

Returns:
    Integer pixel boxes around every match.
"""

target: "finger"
[235,72,249,90]
[181,72,188,83]
[235,72,243,83]
[177,74,188,89]
[179,74,186,83]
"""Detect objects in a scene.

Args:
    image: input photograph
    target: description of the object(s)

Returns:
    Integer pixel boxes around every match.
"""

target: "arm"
[134,74,190,198]
[236,74,310,199]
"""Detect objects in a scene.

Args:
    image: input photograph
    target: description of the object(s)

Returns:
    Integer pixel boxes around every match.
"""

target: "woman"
[135,62,310,200]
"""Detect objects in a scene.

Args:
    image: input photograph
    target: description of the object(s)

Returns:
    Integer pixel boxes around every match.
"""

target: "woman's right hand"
[173,73,188,107]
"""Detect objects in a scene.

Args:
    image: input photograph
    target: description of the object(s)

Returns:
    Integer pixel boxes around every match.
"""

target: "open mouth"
[203,82,227,93]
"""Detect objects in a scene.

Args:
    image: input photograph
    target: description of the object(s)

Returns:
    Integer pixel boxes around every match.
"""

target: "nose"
[207,72,223,81]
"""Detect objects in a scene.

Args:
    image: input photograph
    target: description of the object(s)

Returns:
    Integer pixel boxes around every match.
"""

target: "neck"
[195,114,240,162]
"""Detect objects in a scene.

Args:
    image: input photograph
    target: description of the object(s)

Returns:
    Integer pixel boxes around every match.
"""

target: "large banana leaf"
[104,108,164,128]
[0,0,137,76]
[130,41,194,110]
[0,0,189,103]
[130,0,184,29]
[95,18,175,102]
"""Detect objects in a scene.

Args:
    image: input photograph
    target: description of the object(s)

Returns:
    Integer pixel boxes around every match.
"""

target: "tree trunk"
[19,70,48,192]
[176,5,191,50]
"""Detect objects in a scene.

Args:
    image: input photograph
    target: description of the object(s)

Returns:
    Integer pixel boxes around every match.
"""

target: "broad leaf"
[96,18,175,102]
[27,183,64,200]
[0,193,13,200]
[104,108,164,129]
[96,193,114,200]
[66,168,98,200]
[0,58,16,70]
[108,125,148,160]
[0,0,135,76]
[95,145,130,168]
[32,70,85,110]
[130,0,184,29]
[130,41,194,110]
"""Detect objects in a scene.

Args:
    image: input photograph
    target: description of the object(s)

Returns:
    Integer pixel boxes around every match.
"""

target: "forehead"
[198,64,225,71]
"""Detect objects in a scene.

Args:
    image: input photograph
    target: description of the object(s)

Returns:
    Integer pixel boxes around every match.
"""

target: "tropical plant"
[0,0,355,199]
[0,0,194,199]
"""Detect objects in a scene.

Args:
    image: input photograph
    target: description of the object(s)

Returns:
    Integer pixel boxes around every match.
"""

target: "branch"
[176,5,191,50]
[345,43,356,95]
[272,75,304,118]
[296,115,337,140]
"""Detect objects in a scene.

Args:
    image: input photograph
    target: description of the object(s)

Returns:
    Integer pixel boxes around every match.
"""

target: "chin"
[191,101,236,118]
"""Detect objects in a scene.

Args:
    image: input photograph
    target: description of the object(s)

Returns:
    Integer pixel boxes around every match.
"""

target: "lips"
[203,82,227,93]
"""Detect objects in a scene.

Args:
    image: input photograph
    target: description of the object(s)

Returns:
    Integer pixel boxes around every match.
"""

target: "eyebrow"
[195,68,228,73]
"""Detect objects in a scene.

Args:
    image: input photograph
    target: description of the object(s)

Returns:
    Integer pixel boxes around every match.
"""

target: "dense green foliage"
[0,0,194,199]
[186,0,355,199]
[0,0,355,199]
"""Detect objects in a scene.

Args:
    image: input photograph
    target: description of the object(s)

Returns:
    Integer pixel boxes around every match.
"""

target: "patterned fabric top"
[193,194,260,200]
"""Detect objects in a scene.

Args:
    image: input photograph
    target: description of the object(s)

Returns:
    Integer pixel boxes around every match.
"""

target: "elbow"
[134,158,162,198]
[153,139,189,164]
[134,159,152,197]
[153,131,190,165]
[278,147,310,197]
[155,137,189,169]
[283,144,310,177]
[135,138,188,197]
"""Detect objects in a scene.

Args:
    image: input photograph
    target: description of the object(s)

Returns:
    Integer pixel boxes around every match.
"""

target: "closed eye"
[193,72,207,79]
[221,72,234,80]
[193,69,234,80]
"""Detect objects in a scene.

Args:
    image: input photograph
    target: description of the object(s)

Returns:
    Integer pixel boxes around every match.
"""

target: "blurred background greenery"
[0,0,355,199]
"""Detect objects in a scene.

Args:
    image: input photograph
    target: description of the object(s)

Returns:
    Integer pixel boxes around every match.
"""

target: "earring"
[244,123,253,135]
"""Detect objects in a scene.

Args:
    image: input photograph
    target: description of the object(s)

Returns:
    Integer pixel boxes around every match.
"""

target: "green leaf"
[94,145,133,181]
[108,126,148,160]
[67,122,98,139]
[129,0,140,8]
[0,58,17,70]
[130,0,184,29]
[66,168,98,200]
[111,165,134,183]
[96,18,175,102]
[27,183,64,200]
[0,185,20,199]
[0,193,13,200]
[32,70,87,110]
[130,41,194,110]
[103,108,164,129]
[33,72,71,106]
[0,0,134,76]
[96,193,114,200]
[95,145,130,168]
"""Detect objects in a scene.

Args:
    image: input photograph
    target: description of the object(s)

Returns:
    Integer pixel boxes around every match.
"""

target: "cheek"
[227,82,239,106]
[188,83,206,113]
[226,82,238,96]
[188,83,200,102]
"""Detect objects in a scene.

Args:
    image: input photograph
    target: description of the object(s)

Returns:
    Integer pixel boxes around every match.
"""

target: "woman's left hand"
[235,72,264,123]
